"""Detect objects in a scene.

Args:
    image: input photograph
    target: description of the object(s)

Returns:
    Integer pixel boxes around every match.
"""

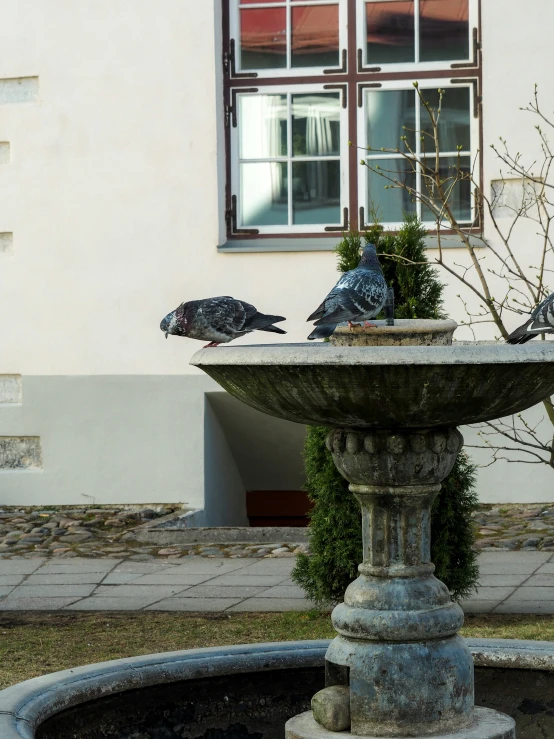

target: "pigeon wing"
[306,271,356,322]
[313,272,387,325]
[200,297,248,336]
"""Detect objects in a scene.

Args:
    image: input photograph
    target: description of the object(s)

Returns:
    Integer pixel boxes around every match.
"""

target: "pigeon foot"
[348,321,361,331]
[203,342,221,348]
[364,321,378,328]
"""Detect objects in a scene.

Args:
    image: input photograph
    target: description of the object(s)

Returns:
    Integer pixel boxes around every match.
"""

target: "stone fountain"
[190,320,554,739]
[3,322,554,739]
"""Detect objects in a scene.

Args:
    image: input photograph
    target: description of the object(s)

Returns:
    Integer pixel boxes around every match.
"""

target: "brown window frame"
[222,0,482,241]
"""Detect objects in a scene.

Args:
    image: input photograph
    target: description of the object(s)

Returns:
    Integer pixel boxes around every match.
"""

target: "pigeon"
[506,292,554,344]
[160,296,286,347]
[307,243,388,340]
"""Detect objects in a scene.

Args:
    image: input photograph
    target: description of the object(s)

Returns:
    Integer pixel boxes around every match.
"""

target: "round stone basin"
[190,342,554,429]
[2,640,554,739]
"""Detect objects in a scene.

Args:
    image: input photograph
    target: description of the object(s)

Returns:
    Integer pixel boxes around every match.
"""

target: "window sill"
[218,234,486,253]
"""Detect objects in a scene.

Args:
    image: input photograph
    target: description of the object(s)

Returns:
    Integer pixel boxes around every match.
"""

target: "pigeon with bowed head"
[307,243,388,340]
[160,296,286,347]
[506,291,554,344]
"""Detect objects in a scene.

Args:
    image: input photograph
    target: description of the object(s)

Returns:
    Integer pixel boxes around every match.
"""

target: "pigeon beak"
[165,331,168,339]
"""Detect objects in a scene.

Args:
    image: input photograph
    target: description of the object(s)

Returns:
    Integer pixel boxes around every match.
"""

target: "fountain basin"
[190,342,554,429]
[2,640,554,739]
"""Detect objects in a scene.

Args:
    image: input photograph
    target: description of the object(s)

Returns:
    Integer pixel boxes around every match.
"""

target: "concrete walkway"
[1,551,553,612]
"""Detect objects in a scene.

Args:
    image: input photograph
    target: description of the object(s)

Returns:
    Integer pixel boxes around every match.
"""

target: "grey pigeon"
[506,291,554,344]
[160,296,286,347]
[307,243,388,340]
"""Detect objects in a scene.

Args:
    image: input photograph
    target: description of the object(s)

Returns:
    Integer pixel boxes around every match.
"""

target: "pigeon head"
[160,303,187,339]
[359,243,382,272]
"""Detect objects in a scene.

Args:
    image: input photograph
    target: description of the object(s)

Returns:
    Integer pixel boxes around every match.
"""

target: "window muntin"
[226,0,480,237]
[233,0,347,76]
[358,82,476,228]
[232,87,348,232]
[359,0,474,71]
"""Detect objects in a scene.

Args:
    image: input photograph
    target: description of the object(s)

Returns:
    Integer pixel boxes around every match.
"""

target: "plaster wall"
[0,0,553,508]
[0,375,213,508]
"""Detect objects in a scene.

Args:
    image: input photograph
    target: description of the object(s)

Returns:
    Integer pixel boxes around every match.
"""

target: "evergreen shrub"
[292,216,479,605]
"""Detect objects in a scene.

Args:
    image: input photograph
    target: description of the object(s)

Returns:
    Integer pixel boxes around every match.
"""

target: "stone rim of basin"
[190,340,554,366]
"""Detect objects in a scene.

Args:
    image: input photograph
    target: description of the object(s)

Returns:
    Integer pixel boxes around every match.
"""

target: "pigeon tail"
[506,323,538,344]
[245,312,286,330]
[308,324,336,340]
[257,324,287,335]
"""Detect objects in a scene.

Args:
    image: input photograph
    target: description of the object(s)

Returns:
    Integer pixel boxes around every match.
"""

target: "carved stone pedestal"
[287,427,515,739]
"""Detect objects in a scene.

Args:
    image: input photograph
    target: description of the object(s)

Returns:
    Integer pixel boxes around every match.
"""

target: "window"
[223,0,480,238]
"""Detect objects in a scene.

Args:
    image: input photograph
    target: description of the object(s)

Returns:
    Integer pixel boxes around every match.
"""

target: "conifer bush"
[292,216,479,605]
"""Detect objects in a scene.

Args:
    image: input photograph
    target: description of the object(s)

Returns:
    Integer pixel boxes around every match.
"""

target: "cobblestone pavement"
[2,503,554,562]
[0,507,304,561]
[473,504,554,551]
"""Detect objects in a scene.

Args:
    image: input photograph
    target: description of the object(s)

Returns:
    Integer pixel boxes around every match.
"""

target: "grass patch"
[0,611,553,689]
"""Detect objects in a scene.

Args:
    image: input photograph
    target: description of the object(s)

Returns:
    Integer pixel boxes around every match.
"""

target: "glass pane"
[420,0,469,62]
[240,8,286,70]
[420,156,472,223]
[240,162,288,226]
[420,87,470,153]
[239,95,288,159]
[291,5,339,68]
[292,93,340,157]
[366,158,416,222]
[366,1,414,64]
[366,90,416,152]
[241,1,282,4]
[292,161,340,225]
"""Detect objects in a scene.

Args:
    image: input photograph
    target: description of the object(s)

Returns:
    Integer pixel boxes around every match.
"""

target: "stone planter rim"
[190,341,554,368]
[3,638,554,739]
[331,318,457,336]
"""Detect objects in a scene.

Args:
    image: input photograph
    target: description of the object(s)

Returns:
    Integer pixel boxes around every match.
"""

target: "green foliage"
[431,451,479,600]
[292,215,479,606]
[293,426,361,604]
[377,216,446,320]
[334,229,365,274]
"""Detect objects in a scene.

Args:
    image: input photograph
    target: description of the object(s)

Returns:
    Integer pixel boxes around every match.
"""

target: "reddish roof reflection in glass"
[366,1,414,48]
[365,0,468,49]
[240,4,339,56]
[240,7,286,55]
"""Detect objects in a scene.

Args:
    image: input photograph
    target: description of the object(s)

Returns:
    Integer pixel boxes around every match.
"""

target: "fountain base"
[286,709,515,739]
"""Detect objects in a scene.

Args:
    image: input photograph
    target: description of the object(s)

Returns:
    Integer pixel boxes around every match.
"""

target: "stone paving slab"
[0,576,24,586]
[9,584,97,597]
[227,598,317,612]
[102,573,144,585]
[93,585,190,598]
[494,601,554,614]
[127,573,215,586]
[205,574,290,586]
[258,585,306,598]
[459,601,495,614]
[467,586,517,601]
[0,560,45,574]
[0,552,552,613]
[534,563,554,574]
[178,585,270,598]
[146,598,244,611]
[0,596,82,610]
[24,573,106,585]
[66,597,167,611]
[475,574,530,586]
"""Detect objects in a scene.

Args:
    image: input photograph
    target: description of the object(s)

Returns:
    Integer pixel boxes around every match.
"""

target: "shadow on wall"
[202,392,307,526]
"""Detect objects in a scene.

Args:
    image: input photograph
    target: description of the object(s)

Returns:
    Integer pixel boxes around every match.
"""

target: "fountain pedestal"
[286,425,515,739]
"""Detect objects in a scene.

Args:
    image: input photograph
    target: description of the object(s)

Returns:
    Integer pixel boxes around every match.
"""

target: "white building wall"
[0,0,553,511]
